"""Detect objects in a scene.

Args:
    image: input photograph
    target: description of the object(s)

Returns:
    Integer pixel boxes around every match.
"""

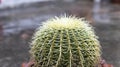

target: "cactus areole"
[30,16,101,67]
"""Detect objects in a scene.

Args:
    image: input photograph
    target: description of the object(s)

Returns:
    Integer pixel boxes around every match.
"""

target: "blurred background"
[0,0,120,67]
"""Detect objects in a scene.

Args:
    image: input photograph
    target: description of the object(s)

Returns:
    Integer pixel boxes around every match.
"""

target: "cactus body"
[30,16,101,67]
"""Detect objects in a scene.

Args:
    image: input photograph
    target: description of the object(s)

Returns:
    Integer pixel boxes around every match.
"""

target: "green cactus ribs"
[30,16,101,67]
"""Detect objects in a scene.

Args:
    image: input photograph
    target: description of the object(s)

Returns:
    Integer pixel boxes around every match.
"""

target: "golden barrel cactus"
[30,16,101,67]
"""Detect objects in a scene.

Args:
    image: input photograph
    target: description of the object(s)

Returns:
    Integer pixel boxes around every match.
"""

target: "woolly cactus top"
[42,16,91,30]
[30,16,101,67]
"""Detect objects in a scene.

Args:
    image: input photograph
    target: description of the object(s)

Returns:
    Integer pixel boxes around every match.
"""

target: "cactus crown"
[44,16,87,29]
[30,16,101,67]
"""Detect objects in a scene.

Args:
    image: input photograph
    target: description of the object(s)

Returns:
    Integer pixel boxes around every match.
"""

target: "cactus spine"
[30,16,101,67]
